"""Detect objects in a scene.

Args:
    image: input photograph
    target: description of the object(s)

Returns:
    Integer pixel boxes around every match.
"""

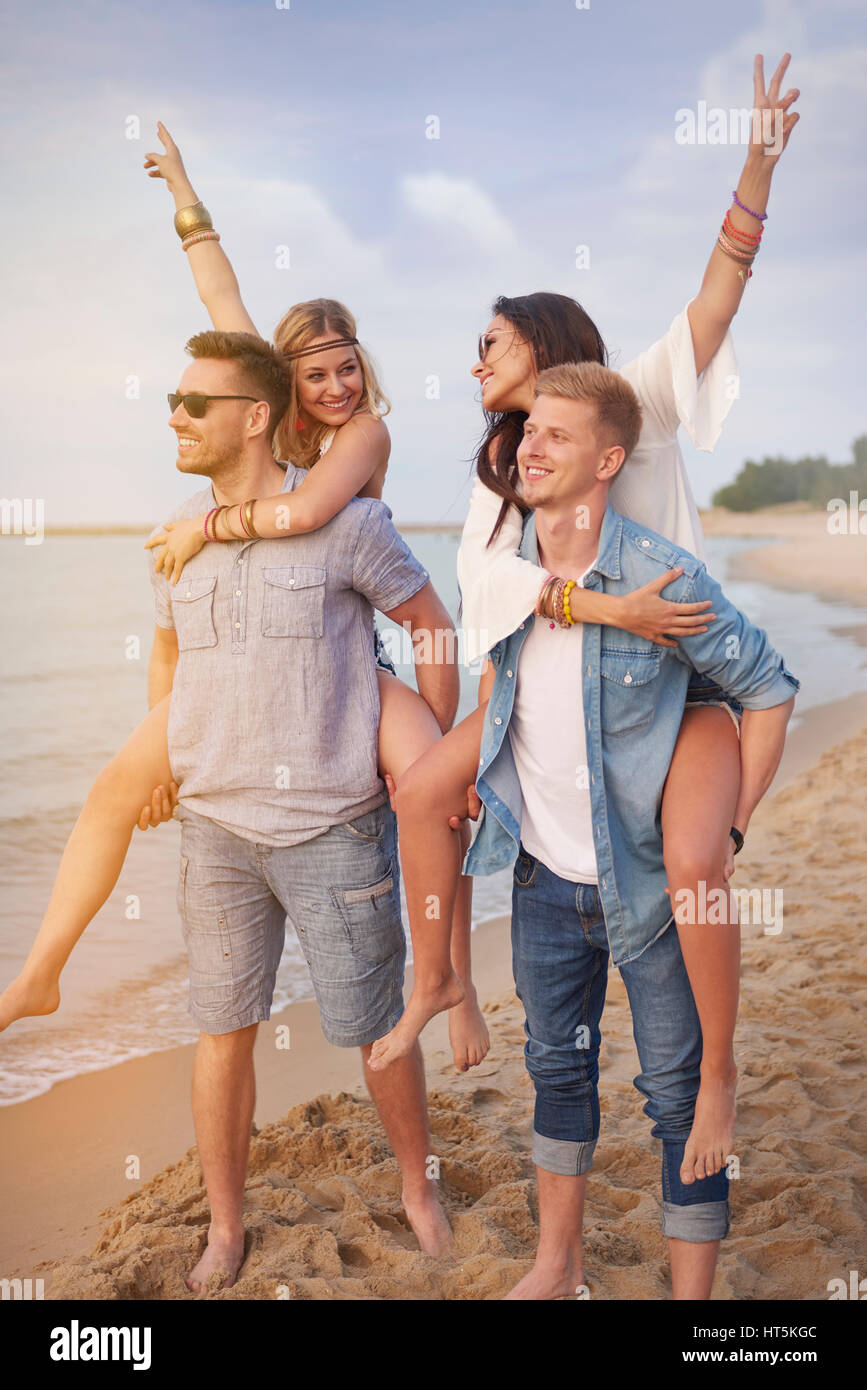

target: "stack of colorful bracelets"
[535,573,578,629]
[716,189,766,282]
[203,501,262,542]
[174,201,221,253]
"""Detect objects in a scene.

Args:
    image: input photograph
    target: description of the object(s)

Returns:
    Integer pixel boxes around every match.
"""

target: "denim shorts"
[176,800,405,1046]
[511,847,730,1244]
[684,671,743,734]
[373,623,397,676]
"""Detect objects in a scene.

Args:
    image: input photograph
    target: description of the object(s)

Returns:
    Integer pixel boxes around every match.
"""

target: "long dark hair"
[476,292,607,543]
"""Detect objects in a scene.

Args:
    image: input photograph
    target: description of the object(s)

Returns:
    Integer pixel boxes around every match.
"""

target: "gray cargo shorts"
[175,800,405,1046]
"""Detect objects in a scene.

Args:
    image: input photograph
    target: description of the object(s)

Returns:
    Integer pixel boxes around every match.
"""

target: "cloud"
[0,0,863,523]
[400,173,517,253]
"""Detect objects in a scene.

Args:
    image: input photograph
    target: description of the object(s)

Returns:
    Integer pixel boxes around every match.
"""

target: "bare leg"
[669,1237,721,1300]
[369,701,489,1071]
[662,705,741,1185]
[446,817,489,1072]
[186,1023,257,1292]
[373,673,489,1071]
[0,695,174,1032]
[505,1169,587,1300]
[361,1037,453,1257]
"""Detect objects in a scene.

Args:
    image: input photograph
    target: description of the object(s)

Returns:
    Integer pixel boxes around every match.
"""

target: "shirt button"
[235,589,242,597]
[641,538,650,548]
[235,621,241,629]
[186,590,192,598]
[519,623,525,630]
[624,672,633,684]
[288,578,295,586]
[494,716,502,725]
[601,878,607,888]
[506,669,513,678]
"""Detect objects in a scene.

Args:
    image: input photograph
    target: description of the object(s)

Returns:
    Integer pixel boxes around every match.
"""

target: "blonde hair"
[534,361,643,462]
[272,298,391,469]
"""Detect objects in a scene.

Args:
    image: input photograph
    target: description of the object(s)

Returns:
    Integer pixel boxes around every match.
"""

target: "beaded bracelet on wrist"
[717,234,755,267]
[723,214,762,247]
[181,230,221,253]
[718,226,758,261]
[731,189,767,222]
[562,579,577,627]
[204,506,223,541]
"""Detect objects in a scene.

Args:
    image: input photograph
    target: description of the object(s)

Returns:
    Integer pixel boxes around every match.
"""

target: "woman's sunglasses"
[477,329,517,363]
[167,392,260,418]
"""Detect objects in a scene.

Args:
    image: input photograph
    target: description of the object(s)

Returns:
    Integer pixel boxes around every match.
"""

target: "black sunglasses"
[167,392,260,418]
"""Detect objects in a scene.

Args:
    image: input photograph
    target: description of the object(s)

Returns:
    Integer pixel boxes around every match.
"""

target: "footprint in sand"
[469,1087,509,1112]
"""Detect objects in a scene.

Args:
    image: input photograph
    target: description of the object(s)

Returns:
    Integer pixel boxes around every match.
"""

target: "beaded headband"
[282,336,359,361]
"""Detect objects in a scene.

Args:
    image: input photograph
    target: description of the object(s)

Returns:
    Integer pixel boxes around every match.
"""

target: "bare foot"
[402,1185,454,1258]
[0,972,61,1032]
[680,1068,738,1184]
[448,988,490,1072]
[185,1228,246,1293]
[368,972,465,1072]
[505,1257,585,1300]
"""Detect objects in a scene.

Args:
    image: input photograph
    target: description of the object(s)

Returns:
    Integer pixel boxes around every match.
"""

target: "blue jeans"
[511,847,730,1243]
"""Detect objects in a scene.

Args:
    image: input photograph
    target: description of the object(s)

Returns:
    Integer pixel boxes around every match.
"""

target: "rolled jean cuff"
[533,1130,597,1177]
[662,1198,731,1243]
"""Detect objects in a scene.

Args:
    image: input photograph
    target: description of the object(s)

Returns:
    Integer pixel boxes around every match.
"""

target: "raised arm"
[687,53,800,376]
[144,123,261,336]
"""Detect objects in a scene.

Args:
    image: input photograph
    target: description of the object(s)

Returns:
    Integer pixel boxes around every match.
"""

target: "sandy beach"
[1,505,865,1301]
[701,502,867,609]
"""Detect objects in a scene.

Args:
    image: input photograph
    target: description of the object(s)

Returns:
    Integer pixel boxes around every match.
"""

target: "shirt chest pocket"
[262,565,326,638]
[170,574,218,651]
[600,648,662,737]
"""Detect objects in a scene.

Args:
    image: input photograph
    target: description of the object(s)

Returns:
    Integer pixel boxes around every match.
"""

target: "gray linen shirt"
[148,464,430,846]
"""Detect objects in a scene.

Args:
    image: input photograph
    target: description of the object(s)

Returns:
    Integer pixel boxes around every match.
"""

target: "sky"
[1,0,864,528]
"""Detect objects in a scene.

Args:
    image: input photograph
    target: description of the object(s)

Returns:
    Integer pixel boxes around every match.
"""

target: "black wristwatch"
[729,826,745,855]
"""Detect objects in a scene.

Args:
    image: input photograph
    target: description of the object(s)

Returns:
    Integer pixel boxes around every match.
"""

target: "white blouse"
[456,303,737,665]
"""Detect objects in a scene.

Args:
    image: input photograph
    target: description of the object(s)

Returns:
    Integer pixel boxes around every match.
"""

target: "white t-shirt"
[507,563,598,883]
[457,303,737,664]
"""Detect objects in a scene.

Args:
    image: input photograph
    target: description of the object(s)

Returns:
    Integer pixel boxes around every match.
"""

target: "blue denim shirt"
[462,502,800,965]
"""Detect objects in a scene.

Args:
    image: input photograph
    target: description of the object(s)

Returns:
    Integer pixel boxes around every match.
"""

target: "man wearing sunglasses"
[146,329,459,1289]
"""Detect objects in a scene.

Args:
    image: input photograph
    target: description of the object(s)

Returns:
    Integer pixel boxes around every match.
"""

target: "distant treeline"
[711,434,867,512]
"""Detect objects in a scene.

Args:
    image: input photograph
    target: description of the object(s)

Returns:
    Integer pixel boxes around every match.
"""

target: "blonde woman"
[0,130,491,1072]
